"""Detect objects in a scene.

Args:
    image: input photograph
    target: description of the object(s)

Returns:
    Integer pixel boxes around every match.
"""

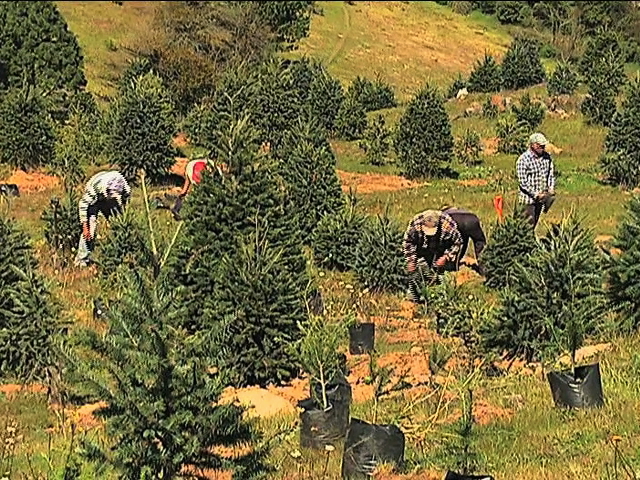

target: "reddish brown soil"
[0,384,47,396]
[3,169,60,192]
[482,137,499,155]
[337,170,425,194]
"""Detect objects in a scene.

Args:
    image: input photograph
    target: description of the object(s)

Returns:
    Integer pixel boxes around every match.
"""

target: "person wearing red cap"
[171,158,210,220]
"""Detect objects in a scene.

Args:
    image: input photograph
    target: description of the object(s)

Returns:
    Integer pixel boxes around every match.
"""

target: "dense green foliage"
[334,92,367,141]
[501,36,546,90]
[359,114,393,166]
[467,54,502,93]
[547,63,579,97]
[346,75,397,112]
[41,190,83,256]
[512,93,545,130]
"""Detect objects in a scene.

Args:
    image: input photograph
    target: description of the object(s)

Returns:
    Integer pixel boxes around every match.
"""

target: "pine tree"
[353,209,407,293]
[501,36,546,90]
[599,79,640,188]
[579,30,627,95]
[109,72,176,183]
[334,93,367,141]
[346,75,396,112]
[0,86,56,171]
[454,129,483,166]
[482,209,538,290]
[482,213,606,362]
[394,83,454,179]
[580,86,617,128]
[467,53,502,93]
[303,59,345,134]
[608,194,640,331]
[313,190,367,272]
[496,115,528,155]
[271,118,344,243]
[41,189,83,257]
[0,1,86,92]
[547,63,579,97]
[512,92,545,130]
[168,116,309,387]
[63,268,269,479]
[359,114,393,166]
[0,214,60,381]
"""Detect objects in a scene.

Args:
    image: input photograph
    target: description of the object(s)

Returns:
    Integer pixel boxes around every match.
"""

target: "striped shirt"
[78,171,131,224]
[403,212,463,267]
[516,149,555,205]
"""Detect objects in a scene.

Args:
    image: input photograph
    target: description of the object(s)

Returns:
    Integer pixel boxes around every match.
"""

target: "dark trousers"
[443,208,487,266]
[523,202,544,228]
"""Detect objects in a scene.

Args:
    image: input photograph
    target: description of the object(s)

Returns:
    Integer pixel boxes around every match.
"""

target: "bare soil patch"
[337,170,425,194]
[3,169,60,193]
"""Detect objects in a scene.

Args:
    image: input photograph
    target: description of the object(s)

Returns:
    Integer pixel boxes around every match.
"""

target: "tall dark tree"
[501,36,546,90]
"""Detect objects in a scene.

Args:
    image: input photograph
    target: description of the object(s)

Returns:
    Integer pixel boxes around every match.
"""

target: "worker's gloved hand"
[82,222,92,242]
[407,262,417,273]
[434,256,447,268]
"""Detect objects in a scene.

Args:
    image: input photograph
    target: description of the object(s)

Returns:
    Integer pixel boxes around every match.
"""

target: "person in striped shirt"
[74,170,131,267]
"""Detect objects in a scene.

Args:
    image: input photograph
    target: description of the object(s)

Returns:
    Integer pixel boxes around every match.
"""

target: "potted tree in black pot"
[296,314,352,450]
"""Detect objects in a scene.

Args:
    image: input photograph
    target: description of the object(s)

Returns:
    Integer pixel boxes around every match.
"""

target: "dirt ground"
[2,169,60,193]
[337,170,425,194]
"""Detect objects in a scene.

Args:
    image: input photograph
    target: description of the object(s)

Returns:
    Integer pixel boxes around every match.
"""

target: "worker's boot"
[171,196,184,221]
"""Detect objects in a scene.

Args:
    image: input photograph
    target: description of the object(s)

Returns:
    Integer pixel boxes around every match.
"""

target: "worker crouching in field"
[403,209,464,303]
[74,170,131,268]
[441,205,487,275]
[171,158,230,221]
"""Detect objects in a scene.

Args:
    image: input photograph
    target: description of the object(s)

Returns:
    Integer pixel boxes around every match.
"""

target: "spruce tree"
[482,209,538,290]
[467,53,502,93]
[41,190,83,257]
[547,63,579,97]
[394,83,454,179]
[359,114,393,166]
[579,30,627,95]
[512,92,545,130]
[482,213,606,362]
[0,214,60,381]
[313,190,367,272]
[63,268,268,479]
[168,116,309,387]
[271,119,344,243]
[353,209,407,293]
[109,72,176,183]
[496,115,528,155]
[334,93,367,141]
[608,194,640,331]
[599,79,640,188]
[0,86,55,171]
[501,36,546,90]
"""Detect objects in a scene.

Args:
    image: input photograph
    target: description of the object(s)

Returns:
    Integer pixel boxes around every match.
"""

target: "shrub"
[512,93,545,130]
[496,115,528,155]
[353,209,407,293]
[482,213,606,362]
[0,214,60,381]
[467,54,502,93]
[346,76,396,112]
[581,90,617,128]
[313,191,368,271]
[579,30,627,94]
[547,63,579,96]
[335,93,367,141]
[495,1,532,25]
[252,1,314,45]
[394,83,454,179]
[359,114,393,166]
[41,190,83,257]
[481,97,498,118]
[599,79,640,187]
[454,129,483,166]
[0,86,56,171]
[501,36,546,90]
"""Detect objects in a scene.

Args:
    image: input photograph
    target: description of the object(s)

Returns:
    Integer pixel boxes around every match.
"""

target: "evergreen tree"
[0,1,86,92]
[334,93,367,141]
[41,190,82,257]
[168,116,309,387]
[271,118,344,243]
[63,268,268,478]
[109,72,176,183]
[353,209,407,293]
[547,63,579,97]
[579,30,627,94]
[454,129,483,166]
[0,214,60,381]
[0,86,55,171]
[501,36,546,90]
[495,115,528,155]
[313,190,367,272]
[252,1,314,45]
[394,83,454,179]
[580,87,617,128]
[346,75,396,112]
[512,92,546,130]
[482,213,606,362]
[359,114,393,166]
[467,53,502,93]
[482,209,538,290]
[608,194,640,331]
[301,59,345,134]
[599,79,640,187]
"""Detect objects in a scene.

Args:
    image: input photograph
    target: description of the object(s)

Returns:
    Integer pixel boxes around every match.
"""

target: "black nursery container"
[444,471,495,480]
[547,362,604,409]
[341,418,405,479]
[348,323,375,355]
[299,378,352,449]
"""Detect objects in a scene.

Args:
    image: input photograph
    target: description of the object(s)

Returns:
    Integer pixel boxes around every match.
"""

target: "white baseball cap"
[529,132,548,146]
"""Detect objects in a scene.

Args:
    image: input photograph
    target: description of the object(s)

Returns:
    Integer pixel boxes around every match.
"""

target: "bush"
[335,93,367,141]
[454,129,483,166]
[501,36,546,90]
[547,63,579,96]
[481,97,498,118]
[394,83,454,179]
[0,86,56,171]
[512,93,545,130]
[64,268,268,479]
[467,54,502,93]
[0,214,60,381]
[353,209,407,293]
[482,213,606,362]
[41,190,83,257]
[109,72,176,183]
[607,194,640,331]
[313,191,368,272]
[579,30,627,94]
[495,1,532,25]
[496,115,528,155]
[252,1,314,45]
[346,75,396,112]
[599,79,640,187]
[482,210,538,290]
[359,114,393,166]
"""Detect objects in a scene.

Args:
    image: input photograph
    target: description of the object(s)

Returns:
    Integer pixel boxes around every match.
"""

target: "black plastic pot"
[0,183,19,197]
[444,471,495,480]
[299,381,352,450]
[348,323,375,355]
[547,362,604,409]
[341,418,405,479]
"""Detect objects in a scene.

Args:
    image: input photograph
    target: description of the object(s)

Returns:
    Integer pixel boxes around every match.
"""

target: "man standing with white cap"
[516,132,556,228]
